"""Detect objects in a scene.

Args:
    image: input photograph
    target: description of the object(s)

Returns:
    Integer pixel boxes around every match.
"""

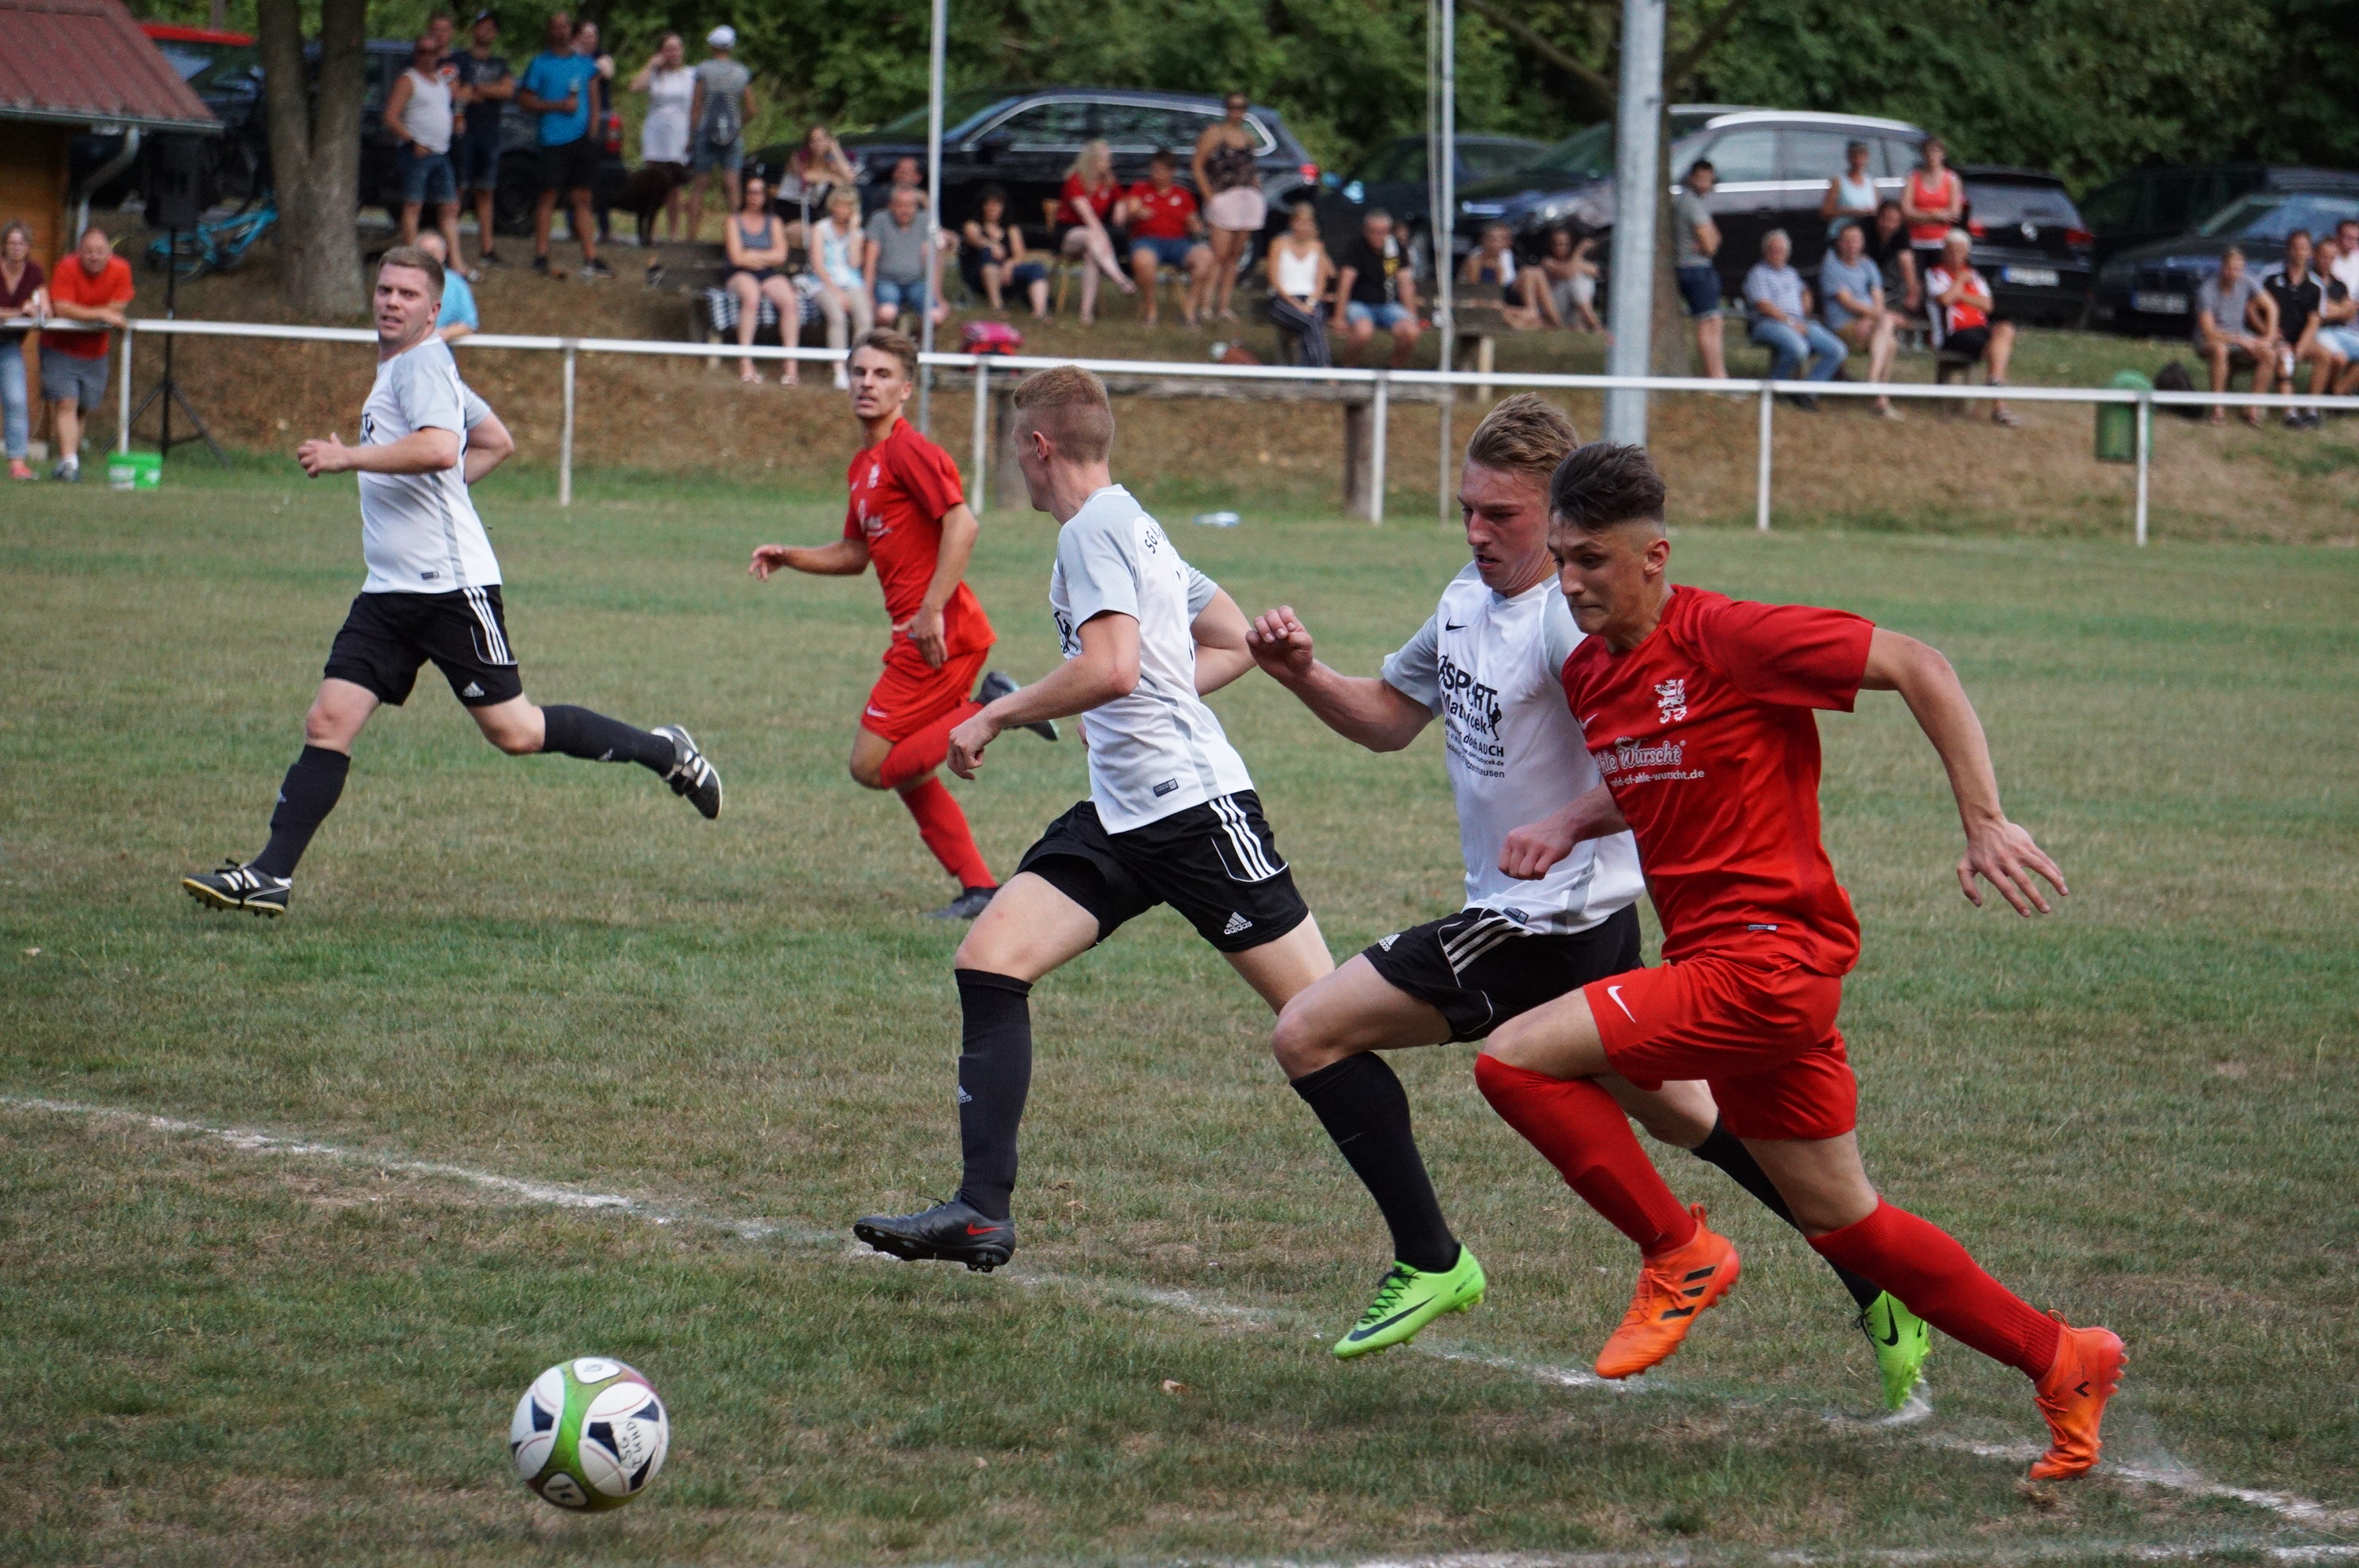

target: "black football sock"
[1292,1054,1460,1274]
[1688,1118,1883,1310]
[952,969,1034,1221]
[536,704,677,772]
[252,745,350,878]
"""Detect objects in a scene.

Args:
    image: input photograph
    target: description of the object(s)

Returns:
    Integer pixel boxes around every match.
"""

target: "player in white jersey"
[853,366,1335,1271]
[1246,396,1932,1406]
[181,246,721,917]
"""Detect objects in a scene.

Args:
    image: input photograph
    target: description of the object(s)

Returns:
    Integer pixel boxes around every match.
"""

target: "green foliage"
[128,0,2359,183]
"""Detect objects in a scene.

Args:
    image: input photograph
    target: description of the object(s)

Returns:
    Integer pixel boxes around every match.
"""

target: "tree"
[256,0,369,318]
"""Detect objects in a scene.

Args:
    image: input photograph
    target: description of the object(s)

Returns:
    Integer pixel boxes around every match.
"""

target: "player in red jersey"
[750,328,1056,918]
[1476,441,2122,1481]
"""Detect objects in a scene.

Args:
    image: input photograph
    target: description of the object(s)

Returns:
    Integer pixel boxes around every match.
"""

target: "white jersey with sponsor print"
[1381,561,1645,935]
[357,336,501,594]
[1049,484,1253,833]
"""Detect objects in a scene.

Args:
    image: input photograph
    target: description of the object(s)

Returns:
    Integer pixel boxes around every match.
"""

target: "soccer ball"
[508,1357,671,1511]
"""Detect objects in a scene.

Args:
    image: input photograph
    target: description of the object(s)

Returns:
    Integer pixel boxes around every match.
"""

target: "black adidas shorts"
[1016,790,1310,954]
[322,586,525,709]
[1362,902,1642,1042]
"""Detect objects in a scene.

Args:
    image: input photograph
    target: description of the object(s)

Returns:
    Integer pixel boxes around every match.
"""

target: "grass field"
[4,463,2356,1566]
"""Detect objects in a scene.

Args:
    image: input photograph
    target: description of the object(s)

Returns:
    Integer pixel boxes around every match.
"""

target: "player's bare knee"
[1268,1000,1339,1077]
[847,758,889,789]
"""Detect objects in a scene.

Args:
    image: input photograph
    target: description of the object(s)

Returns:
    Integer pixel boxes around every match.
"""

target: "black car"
[352,40,628,234]
[69,24,263,214]
[1452,106,1928,298]
[1955,166,2093,325]
[2092,183,2359,336]
[2075,163,2359,271]
[752,86,1320,255]
[1321,133,1549,270]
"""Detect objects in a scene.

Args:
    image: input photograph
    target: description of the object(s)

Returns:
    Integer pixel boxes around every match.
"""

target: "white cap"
[707,24,736,46]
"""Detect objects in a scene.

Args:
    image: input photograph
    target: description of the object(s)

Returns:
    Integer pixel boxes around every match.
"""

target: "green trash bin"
[106,451,162,491]
[2094,371,2150,463]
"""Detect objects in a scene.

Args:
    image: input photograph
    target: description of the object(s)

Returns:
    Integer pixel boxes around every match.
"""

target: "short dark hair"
[1365,206,1394,225]
[977,182,1009,206]
[1549,441,1667,534]
[1149,148,1176,167]
[1845,139,1868,156]
[852,327,919,379]
[1686,158,1714,180]
[378,243,445,297]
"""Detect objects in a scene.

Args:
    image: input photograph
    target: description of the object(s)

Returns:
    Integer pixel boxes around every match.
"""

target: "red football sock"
[899,776,994,891]
[878,701,981,791]
[1809,1199,2061,1378]
[1474,1054,1698,1255]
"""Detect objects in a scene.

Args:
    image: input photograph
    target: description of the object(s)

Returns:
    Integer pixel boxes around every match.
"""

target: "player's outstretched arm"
[948,612,1140,779]
[748,539,871,579]
[462,411,514,485]
[1245,605,1430,751]
[1190,588,1256,695]
[1859,626,2068,916]
[297,427,460,477]
[1499,784,1627,880]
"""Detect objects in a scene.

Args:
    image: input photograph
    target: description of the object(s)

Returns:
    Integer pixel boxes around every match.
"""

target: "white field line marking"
[9,1094,2353,1537]
[903,1548,2359,1568]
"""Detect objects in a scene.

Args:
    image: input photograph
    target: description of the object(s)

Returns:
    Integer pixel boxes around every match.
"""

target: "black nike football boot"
[853,1198,1016,1272]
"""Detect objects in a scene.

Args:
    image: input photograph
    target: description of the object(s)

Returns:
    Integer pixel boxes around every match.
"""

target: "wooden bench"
[692,281,822,368]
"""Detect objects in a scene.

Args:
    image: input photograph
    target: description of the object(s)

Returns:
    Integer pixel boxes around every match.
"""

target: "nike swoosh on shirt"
[1606,984,1636,1022]
[1445,621,1467,631]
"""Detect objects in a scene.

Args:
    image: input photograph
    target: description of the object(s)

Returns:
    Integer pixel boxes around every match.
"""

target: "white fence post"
[2134,393,2150,547]
[971,359,988,516]
[559,341,576,508]
[117,322,133,454]
[1370,372,1390,525]
[1755,383,1773,532]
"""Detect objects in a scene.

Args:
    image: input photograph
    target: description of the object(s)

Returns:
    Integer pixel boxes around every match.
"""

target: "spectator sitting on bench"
[1264,198,1333,366]
[1459,220,1543,330]
[808,186,874,383]
[1520,226,1601,332]
[1335,208,1422,368]
[725,174,799,385]
[866,183,944,330]
[1819,219,1901,420]
[1121,150,1213,328]
[1926,228,2020,426]
[1055,140,1136,326]
[962,185,1049,318]
[1865,198,1923,317]
[2309,232,2359,400]
[2194,245,2279,427]
[2263,228,2335,427]
[1743,227,1845,407]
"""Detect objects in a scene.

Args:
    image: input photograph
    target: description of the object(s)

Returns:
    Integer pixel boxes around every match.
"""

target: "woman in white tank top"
[1264,199,1334,366]
[1821,139,1881,238]
[630,34,694,241]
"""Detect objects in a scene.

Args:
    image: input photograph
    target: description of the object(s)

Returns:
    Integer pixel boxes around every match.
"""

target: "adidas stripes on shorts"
[322,586,525,709]
[1015,789,1310,953]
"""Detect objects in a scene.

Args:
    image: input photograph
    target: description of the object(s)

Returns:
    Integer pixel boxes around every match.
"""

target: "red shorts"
[860,642,990,743]
[1584,942,1857,1141]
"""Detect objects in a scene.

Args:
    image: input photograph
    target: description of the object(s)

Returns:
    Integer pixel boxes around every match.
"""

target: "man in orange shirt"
[41,227,134,482]
[749,328,1055,918]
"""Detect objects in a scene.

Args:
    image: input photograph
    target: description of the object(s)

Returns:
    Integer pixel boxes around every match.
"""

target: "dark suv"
[754,87,1319,254]
[2076,162,2359,271]
[1956,166,2094,325]
[1452,106,1927,297]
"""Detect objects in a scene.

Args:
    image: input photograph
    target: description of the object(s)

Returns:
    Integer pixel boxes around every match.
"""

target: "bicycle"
[145,197,278,281]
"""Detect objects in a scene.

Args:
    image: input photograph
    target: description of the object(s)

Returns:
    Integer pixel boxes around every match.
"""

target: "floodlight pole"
[918,0,947,434]
[1434,0,1457,518]
[1601,0,1665,445]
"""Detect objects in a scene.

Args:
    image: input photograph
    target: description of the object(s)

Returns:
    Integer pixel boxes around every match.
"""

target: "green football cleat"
[1859,1290,1932,1410]
[1333,1247,1487,1359]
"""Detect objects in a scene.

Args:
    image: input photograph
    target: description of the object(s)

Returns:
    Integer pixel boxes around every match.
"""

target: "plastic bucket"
[2094,371,2151,464]
[107,451,162,491]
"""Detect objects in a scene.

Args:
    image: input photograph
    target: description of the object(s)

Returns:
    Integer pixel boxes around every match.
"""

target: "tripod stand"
[127,236,229,468]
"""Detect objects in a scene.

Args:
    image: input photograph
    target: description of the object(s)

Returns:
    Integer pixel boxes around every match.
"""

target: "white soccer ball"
[507,1357,670,1511]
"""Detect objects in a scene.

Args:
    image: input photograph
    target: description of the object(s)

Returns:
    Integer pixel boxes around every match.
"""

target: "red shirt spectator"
[45,247,133,361]
[1060,172,1118,227]
[1125,180,1197,241]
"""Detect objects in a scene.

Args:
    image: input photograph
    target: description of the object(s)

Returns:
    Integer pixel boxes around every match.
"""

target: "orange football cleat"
[2029,1314,2126,1480]
[1594,1205,1739,1379]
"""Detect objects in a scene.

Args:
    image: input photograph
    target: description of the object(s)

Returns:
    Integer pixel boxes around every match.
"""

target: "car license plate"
[2132,289,2188,314]
[2004,267,2060,288]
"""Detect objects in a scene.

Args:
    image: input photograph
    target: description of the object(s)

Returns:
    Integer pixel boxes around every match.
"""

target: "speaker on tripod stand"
[131,134,229,466]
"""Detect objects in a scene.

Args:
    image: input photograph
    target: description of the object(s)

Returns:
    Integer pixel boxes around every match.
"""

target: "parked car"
[1452,106,1928,299]
[1954,166,2092,325]
[751,86,1320,260]
[350,38,627,234]
[68,24,267,214]
[1320,133,1549,268]
[2075,163,2359,272]
[2092,183,2359,336]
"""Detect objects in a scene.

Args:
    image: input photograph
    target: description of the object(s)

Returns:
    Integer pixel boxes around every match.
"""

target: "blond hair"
[377,243,445,297]
[1465,393,1579,485]
[1066,140,1114,186]
[1012,365,1114,463]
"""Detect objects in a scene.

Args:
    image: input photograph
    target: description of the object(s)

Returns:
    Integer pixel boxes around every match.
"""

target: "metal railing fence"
[102,317,2359,546]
